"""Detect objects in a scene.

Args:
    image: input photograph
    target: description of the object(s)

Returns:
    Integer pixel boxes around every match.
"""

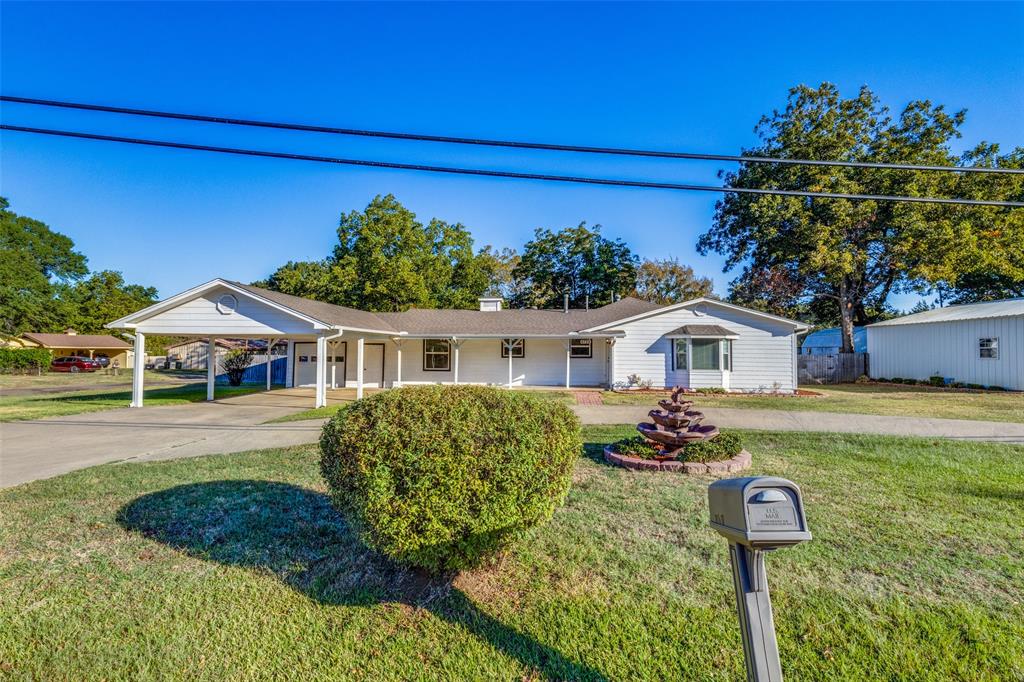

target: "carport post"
[265,338,277,391]
[206,337,216,401]
[315,335,327,408]
[130,332,145,408]
[356,337,365,400]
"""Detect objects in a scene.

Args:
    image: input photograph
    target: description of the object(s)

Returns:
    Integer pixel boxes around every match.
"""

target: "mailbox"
[709,477,811,549]
[709,477,811,682]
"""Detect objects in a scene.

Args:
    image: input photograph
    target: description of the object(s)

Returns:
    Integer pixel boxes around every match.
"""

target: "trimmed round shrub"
[319,385,581,572]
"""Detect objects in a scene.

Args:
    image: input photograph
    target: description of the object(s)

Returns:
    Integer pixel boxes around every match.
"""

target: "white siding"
[134,286,320,336]
[612,305,798,392]
[338,337,608,388]
[867,317,1024,390]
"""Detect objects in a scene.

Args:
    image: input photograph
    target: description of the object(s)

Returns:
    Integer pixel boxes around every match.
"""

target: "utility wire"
[4,124,1021,207]
[3,94,1021,175]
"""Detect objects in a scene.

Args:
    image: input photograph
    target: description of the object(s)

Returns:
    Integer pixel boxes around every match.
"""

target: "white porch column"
[284,340,294,388]
[266,338,276,391]
[607,339,616,388]
[394,339,403,387]
[452,338,461,385]
[506,340,513,388]
[565,340,571,389]
[206,337,216,401]
[356,337,365,400]
[130,332,145,408]
[315,335,327,408]
[329,340,337,389]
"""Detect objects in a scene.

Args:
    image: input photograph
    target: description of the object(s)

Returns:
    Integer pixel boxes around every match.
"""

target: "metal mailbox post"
[708,477,812,682]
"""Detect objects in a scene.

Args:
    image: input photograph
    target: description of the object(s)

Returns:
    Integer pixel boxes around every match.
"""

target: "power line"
[4,124,1021,208]
[3,94,1021,175]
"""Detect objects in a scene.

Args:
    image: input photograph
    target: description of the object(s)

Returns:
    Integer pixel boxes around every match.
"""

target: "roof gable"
[581,297,809,332]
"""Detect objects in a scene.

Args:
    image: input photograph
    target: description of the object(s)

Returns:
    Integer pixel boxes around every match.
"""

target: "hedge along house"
[107,279,809,408]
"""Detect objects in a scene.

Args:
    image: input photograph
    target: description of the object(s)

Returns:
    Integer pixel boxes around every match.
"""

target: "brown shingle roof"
[376,297,662,336]
[232,281,662,336]
[230,282,398,332]
[21,333,131,349]
[666,324,739,337]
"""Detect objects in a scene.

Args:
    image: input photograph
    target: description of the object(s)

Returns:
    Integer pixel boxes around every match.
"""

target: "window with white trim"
[423,339,451,371]
[501,339,525,358]
[691,339,720,370]
[979,337,999,359]
[722,339,733,371]
[672,339,688,371]
[569,338,592,358]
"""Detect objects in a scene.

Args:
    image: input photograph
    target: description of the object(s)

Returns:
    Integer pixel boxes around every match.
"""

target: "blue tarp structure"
[800,327,867,354]
[216,357,287,385]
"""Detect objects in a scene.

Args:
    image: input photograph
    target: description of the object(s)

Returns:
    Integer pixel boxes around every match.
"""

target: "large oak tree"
[698,83,1024,351]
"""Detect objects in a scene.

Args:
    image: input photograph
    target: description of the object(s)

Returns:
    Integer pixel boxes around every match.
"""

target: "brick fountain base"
[603,445,752,474]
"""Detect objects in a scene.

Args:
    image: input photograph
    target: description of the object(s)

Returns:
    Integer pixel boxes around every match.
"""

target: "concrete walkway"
[5,391,1023,489]
[573,405,1024,444]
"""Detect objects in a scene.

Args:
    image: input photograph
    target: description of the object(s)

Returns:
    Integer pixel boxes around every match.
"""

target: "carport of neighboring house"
[106,278,625,409]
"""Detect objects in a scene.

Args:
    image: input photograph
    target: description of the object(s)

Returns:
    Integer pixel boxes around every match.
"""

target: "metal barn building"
[867,299,1024,390]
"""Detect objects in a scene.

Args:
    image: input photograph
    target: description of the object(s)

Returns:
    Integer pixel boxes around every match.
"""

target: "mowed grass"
[0,369,176,390]
[603,383,1024,423]
[1,428,1022,680]
[0,383,262,422]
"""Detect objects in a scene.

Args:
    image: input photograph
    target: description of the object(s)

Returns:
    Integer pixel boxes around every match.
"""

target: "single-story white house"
[107,279,810,407]
[867,298,1024,390]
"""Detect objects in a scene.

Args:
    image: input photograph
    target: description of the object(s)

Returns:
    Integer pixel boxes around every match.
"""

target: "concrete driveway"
[0,391,325,488]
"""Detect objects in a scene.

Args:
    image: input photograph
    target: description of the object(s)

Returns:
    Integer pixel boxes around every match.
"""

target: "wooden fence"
[798,353,868,384]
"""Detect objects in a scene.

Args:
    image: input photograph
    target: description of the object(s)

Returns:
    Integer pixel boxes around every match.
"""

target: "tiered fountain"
[637,386,719,460]
[604,386,752,474]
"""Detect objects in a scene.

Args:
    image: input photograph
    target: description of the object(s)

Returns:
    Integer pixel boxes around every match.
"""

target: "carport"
[107,279,397,409]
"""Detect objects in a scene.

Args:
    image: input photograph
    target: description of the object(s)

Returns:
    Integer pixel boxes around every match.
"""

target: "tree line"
[254,193,714,310]
[0,197,167,347]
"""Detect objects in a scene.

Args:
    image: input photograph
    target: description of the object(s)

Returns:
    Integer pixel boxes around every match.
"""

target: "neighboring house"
[8,328,132,368]
[800,326,867,354]
[165,338,283,369]
[107,279,809,408]
[867,298,1024,390]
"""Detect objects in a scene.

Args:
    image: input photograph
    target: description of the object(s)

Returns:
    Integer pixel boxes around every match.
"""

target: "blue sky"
[2,2,1022,311]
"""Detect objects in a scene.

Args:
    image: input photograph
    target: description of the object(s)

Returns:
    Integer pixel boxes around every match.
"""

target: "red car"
[50,356,101,373]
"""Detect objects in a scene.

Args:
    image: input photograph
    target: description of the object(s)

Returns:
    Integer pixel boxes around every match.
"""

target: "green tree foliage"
[320,385,581,572]
[220,347,256,386]
[476,245,526,302]
[511,222,637,308]
[698,83,1024,351]
[0,197,87,336]
[631,257,714,304]
[947,271,1024,304]
[59,270,158,335]
[0,198,161,342]
[258,195,493,311]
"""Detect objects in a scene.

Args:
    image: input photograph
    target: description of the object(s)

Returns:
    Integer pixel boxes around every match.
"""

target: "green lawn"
[0,383,262,422]
[603,383,1024,423]
[1,428,1021,680]
[0,369,173,390]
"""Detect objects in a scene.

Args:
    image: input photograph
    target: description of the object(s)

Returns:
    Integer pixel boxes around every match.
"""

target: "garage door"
[294,342,348,387]
[293,343,318,387]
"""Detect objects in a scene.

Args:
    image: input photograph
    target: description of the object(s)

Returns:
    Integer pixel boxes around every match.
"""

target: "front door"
[362,343,385,388]
[293,342,318,387]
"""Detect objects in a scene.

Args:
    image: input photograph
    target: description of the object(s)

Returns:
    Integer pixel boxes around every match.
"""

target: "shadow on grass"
[117,480,605,681]
[36,384,254,404]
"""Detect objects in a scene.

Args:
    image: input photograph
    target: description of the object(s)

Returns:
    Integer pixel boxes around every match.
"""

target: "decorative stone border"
[603,446,752,475]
